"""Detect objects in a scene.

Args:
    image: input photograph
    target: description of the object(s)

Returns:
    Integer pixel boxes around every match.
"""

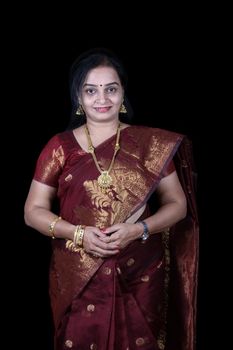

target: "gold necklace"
[84,123,121,192]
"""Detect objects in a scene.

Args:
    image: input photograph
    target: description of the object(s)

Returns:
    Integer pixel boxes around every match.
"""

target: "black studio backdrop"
[11,36,211,349]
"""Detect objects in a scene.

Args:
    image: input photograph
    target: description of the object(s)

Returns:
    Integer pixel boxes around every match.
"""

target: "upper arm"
[24,180,57,213]
[156,170,187,208]
[33,134,65,187]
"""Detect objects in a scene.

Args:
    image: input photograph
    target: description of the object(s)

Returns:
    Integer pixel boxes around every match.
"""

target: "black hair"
[67,48,133,130]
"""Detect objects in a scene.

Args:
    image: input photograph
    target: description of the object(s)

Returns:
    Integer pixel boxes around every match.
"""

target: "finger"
[99,235,116,243]
[91,252,101,258]
[94,231,107,239]
[94,247,119,256]
[98,237,122,252]
[107,231,121,241]
[92,236,114,249]
[95,240,119,251]
[95,231,109,239]
[103,224,121,235]
[86,227,107,239]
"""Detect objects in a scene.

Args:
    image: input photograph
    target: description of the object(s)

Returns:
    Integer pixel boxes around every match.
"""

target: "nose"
[96,90,109,104]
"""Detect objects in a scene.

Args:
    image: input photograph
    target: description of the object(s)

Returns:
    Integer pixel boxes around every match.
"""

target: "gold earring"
[76,105,84,115]
[119,103,127,114]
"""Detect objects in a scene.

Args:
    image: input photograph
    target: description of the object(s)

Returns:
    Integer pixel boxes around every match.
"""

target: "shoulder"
[42,130,74,149]
[47,130,73,143]
[36,131,75,165]
[126,125,184,143]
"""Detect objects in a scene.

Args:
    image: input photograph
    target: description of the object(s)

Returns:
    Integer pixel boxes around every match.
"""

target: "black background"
[6,7,219,349]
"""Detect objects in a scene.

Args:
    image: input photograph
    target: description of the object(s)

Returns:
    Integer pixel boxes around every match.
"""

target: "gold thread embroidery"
[65,174,73,181]
[157,228,170,349]
[127,258,135,266]
[41,145,65,182]
[102,267,112,275]
[135,337,145,346]
[141,275,150,282]
[65,339,73,348]
[87,304,95,312]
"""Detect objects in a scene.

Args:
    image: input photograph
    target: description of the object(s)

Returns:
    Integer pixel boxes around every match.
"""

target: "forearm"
[141,201,187,235]
[24,207,75,240]
[103,200,186,249]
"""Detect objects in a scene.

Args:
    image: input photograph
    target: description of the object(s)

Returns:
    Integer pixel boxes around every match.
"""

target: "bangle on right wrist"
[73,225,85,248]
[65,224,86,252]
[48,216,62,239]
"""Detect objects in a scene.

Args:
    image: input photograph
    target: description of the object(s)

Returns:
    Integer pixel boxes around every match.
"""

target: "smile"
[95,107,112,113]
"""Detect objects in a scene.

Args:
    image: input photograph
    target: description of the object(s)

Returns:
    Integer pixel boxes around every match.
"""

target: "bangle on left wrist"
[137,220,150,241]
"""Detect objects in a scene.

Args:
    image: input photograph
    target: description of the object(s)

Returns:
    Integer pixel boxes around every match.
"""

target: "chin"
[93,114,118,122]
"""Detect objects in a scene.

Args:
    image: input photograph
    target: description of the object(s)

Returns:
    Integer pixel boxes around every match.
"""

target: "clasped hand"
[83,223,139,258]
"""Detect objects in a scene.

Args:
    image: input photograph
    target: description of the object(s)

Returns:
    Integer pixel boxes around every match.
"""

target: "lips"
[95,107,111,113]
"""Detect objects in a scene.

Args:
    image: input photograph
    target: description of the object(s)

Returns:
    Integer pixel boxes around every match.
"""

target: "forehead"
[84,66,121,85]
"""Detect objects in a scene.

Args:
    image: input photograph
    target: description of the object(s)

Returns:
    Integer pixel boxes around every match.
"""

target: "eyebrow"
[83,82,120,87]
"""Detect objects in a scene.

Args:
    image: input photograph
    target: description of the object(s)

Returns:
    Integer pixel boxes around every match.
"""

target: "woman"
[24,48,199,350]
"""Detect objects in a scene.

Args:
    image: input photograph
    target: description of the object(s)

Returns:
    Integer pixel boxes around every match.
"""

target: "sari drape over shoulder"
[34,125,199,350]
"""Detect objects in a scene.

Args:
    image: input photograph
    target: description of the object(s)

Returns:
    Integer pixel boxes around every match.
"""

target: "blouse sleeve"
[33,134,65,187]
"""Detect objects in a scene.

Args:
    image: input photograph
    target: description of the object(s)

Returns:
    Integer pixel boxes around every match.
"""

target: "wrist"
[134,222,145,239]
[73,225,86,248]
[137,220,150,241]
[48,216,62,239]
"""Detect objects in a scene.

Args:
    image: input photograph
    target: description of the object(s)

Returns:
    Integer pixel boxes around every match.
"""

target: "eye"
[106,86,117,94]
[85,88,96,95]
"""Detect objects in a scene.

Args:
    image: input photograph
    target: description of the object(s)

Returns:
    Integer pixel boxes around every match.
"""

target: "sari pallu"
[34,126,198,349]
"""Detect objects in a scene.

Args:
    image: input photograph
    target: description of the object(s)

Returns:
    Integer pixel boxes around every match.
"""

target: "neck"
[85,119,120,135]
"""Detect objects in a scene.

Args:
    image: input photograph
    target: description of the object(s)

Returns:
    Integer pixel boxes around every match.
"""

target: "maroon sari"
[34,125,199,350]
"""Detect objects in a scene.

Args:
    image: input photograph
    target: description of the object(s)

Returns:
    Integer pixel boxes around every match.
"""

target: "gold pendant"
[97,171,112,190]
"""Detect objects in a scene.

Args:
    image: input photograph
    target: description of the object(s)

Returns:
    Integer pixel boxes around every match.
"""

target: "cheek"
[112,95,123,104]
[81,96,93,106]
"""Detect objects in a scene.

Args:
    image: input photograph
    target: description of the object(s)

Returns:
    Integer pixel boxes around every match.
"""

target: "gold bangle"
[73,225,81,246]
[77,226,85,247]
[73,225,85,248]
[49,216,62,239]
